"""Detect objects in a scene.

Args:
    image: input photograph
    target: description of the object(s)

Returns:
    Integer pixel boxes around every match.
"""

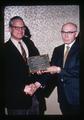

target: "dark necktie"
[19,42,27,63]
[63,46,70,67]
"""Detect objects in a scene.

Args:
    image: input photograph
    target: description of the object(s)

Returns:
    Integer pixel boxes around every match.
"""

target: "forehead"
[62,24,77,31]
[12,19,25,26]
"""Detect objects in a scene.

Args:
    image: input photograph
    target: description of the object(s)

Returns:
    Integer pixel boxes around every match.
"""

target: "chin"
[65,41,71,44]
[65,42,69,44]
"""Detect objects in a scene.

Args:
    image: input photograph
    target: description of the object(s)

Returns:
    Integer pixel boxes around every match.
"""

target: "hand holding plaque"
[27,54,50,73]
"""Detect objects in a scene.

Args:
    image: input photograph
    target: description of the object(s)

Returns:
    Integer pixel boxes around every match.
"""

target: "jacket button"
[61,79,63,82]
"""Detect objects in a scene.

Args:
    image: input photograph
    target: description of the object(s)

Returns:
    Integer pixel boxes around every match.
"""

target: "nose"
[64,33,68,37]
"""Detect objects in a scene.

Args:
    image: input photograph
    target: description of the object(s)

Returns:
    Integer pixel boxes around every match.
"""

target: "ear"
[75,31,79,37]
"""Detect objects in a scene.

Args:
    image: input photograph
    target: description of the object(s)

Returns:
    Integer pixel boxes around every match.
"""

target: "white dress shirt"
[64,40,76,55]
[11,37,29,58]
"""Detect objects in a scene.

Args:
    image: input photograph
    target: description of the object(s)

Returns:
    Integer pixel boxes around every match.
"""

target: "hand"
[24,83,37,96]
[45,66,61,74]
[24,82,41,96]
[31,70,44,75]
[36,70,45,75]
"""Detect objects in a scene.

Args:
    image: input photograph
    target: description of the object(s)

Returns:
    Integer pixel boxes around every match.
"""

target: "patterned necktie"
[63,45,70,67]
[19,42,27,63]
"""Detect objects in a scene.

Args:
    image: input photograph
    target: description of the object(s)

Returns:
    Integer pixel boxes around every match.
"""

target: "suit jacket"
[39,39,80,106]
[3,37,46,111]
[50,39,80,105]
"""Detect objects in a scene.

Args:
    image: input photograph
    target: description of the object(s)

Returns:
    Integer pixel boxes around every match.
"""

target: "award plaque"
[27,54,50,73]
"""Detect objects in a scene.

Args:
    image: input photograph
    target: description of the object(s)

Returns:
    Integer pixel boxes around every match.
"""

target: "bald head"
[61,22,77,32]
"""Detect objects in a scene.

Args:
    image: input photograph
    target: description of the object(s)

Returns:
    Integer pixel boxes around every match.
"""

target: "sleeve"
[0,45,5,115]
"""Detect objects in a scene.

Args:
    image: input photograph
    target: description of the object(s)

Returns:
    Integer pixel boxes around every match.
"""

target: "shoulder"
[23,37,35,46]
[53,44,64,52]
[23,37,39,55]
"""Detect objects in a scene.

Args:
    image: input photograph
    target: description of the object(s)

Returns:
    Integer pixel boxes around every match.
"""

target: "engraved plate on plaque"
[27,54,50,73]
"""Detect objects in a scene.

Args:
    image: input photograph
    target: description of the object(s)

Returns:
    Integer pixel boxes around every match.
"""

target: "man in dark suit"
[25,22,80,115]
[2,16,46,115]
[44,22,80,115]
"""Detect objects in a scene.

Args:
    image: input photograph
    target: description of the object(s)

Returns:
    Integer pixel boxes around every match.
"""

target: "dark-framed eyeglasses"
[61,31,77,34]
[11,26,26,30]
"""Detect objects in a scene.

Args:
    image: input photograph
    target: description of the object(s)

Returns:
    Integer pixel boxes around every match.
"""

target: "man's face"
[61,24,78,44]
[9,19,25,41]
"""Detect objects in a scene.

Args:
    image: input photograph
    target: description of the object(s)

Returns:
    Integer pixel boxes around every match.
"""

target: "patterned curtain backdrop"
[4,5,79,59]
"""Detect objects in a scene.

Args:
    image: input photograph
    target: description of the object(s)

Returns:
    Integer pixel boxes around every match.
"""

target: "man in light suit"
[2,16,46,115]
[25,22,80,115]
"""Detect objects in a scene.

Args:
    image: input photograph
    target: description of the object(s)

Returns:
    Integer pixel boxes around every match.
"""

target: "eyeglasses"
[11,26,26,30]
[61,31,77,34]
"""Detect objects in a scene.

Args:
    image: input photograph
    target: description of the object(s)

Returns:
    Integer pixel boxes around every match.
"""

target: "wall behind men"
[4,5,79,114]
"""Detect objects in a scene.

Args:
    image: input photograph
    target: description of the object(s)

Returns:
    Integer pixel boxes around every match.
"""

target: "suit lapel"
[8,40,26,62]
[64,39,79,67]
[58,44,64,68]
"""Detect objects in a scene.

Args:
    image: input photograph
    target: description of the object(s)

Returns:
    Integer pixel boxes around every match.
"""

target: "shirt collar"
[11,37,23,46]
[65,39,76,48]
